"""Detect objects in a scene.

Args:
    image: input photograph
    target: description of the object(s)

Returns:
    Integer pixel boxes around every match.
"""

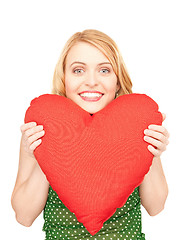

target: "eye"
[74,69,84,74]
[100,68,110,74]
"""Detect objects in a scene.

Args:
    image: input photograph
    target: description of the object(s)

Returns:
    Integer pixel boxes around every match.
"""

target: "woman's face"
[64,42,120,114]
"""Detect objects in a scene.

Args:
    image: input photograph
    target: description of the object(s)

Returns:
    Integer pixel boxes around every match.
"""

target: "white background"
[1,0,187,239]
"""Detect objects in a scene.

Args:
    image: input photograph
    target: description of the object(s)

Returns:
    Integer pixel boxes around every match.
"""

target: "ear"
[116,81,121,92]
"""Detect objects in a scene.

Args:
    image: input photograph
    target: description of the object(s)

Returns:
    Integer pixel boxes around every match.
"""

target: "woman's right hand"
[20,122,45,158]
[11,121,49,227]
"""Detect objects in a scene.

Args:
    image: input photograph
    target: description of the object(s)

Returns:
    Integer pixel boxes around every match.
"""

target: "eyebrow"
[70,61,112,67]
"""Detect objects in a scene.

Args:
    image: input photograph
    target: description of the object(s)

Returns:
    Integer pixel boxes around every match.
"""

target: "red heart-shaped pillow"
[24,93,162,235]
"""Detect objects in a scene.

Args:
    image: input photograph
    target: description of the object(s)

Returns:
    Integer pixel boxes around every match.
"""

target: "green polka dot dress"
[43,186,145,240]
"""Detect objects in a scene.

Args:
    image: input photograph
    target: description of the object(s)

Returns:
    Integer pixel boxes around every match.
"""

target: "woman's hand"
[20,122,45,158]
[11,122,48,227]
[143,113,170,158]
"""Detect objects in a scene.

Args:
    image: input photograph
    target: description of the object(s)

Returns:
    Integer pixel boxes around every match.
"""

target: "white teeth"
[80,93,103,97]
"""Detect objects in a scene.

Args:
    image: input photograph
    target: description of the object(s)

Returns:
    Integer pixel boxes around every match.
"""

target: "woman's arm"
[139,113,169,216]
[11,122,49,227]
[139,156,168,216]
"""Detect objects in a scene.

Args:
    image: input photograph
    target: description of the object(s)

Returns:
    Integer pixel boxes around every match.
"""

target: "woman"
[11,29,169,240]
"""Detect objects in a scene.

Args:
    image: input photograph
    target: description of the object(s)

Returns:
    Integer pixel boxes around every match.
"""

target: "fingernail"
[144,129,148,134]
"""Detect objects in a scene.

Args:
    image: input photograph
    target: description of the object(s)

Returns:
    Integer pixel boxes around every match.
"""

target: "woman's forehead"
[66,42,110,65]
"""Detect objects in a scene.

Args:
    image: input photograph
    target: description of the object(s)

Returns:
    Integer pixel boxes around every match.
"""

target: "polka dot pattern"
[43,186,145,240]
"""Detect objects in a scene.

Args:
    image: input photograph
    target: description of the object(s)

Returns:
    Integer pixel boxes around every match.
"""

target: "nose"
[84,70,99,87]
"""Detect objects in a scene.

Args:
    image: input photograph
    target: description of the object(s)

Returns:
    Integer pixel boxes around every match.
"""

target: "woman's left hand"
[144,113,170,158]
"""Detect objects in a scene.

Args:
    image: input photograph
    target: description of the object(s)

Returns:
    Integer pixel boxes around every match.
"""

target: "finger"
[144,129,168,143]
[144,136,166,151]
[147,145,161,157]
[162,113,166,121]
[20,122,37,132]
[28,130,45,145]
[29,139,42,151]
[148,125,170,138]
[24,125,44,138]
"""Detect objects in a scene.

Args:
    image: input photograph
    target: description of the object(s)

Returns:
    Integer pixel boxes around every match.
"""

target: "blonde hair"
[52,29,133,97]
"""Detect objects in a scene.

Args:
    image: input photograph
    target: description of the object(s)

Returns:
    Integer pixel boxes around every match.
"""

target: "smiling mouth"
[79,93,104,102]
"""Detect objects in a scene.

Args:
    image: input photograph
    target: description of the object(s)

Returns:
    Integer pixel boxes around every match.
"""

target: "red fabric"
[24,93,162,235]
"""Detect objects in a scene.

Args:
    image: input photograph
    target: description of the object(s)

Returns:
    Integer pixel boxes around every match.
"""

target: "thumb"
[162,113,166,122]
